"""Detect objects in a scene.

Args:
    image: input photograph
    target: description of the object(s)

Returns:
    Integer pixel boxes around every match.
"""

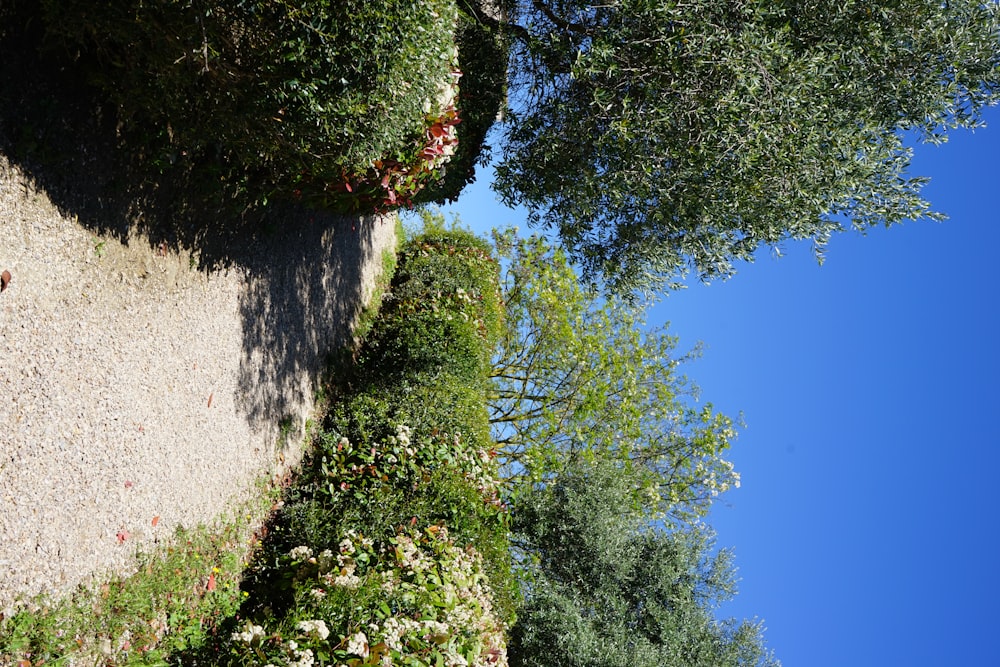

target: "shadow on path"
[0,2,394,436]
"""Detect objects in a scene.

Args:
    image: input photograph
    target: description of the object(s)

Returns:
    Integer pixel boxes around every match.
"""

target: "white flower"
[298,619,330,640]
[421,619,450,637]
[333,573,361,591]
[288,545,313,561]
[230,622,265,644]
[290,647,315,667]
[346,631,369,658]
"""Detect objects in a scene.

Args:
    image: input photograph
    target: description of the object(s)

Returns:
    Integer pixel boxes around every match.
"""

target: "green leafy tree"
[510,459,779,667]
[490,230,739,522]
[485,0,1000,293]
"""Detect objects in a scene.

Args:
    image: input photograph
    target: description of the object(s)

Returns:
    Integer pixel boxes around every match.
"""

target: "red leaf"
[151,515,160,527]
[116,530,130,544]
[207,393,213,408]
[124,480,134,489]
[206,573,217,592]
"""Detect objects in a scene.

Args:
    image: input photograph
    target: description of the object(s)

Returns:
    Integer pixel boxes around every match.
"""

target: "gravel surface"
[0,155,397,613]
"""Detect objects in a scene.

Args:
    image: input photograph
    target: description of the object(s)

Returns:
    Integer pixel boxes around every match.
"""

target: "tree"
[509,459,779,667]
[490,230,740,523]
[483,0,1000,294]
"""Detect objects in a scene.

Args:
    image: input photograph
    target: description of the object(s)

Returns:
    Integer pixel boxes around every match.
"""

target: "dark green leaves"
[509,460,779,667]
[495,0,1000,294]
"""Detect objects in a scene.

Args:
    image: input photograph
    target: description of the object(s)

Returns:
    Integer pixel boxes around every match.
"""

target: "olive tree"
[509,459,779,667]
[482,0,1000,294]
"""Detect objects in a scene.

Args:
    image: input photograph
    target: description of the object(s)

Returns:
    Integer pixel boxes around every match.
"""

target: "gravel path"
[0,155,397,613]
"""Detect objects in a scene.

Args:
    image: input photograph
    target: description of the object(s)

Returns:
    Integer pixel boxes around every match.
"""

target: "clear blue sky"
[429,105,1000,665]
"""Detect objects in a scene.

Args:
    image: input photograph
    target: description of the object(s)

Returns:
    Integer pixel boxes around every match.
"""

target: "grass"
[0,479,283,666]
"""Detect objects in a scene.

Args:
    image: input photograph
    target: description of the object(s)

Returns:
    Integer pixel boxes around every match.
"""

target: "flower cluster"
[230,621,266,646]
[284,530,375,595]
[297,619,330,641]
[320,425,502,515]
[339,525,507,667]
[284,640,315,667]
[321,59,463,212]
[695,457,741,498]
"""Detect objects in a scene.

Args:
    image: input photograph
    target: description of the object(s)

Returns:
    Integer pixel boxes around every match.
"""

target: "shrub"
[414,4,510,204]
[227,525,507,667]
[220,231,515,665]
[39,0,461,207]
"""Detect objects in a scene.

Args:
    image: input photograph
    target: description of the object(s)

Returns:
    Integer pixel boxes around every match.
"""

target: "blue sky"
[430,105,1000,665]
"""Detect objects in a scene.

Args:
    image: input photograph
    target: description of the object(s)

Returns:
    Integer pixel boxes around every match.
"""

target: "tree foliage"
[509,460,779,667]
[490,0,1000,294]
[490,230,739,522]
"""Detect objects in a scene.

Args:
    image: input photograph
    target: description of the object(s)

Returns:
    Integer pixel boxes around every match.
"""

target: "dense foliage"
[510,460,779,667]
[490,231,740,522]
[213,230,514,666]
[492,0,1000,293]
[38,0,462,209]
[416,5,510,205]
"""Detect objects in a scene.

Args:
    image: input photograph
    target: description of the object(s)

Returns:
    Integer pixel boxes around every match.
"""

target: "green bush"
[354,230,502,388]
[39,0,460,204]
[221,231,516,665]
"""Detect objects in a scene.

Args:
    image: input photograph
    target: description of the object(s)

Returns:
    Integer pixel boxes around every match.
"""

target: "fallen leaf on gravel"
[116,530,130,544]
[151,515,160,527]
[124,480,134,489]
[1,270,10,292]
[207,392,213,408]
